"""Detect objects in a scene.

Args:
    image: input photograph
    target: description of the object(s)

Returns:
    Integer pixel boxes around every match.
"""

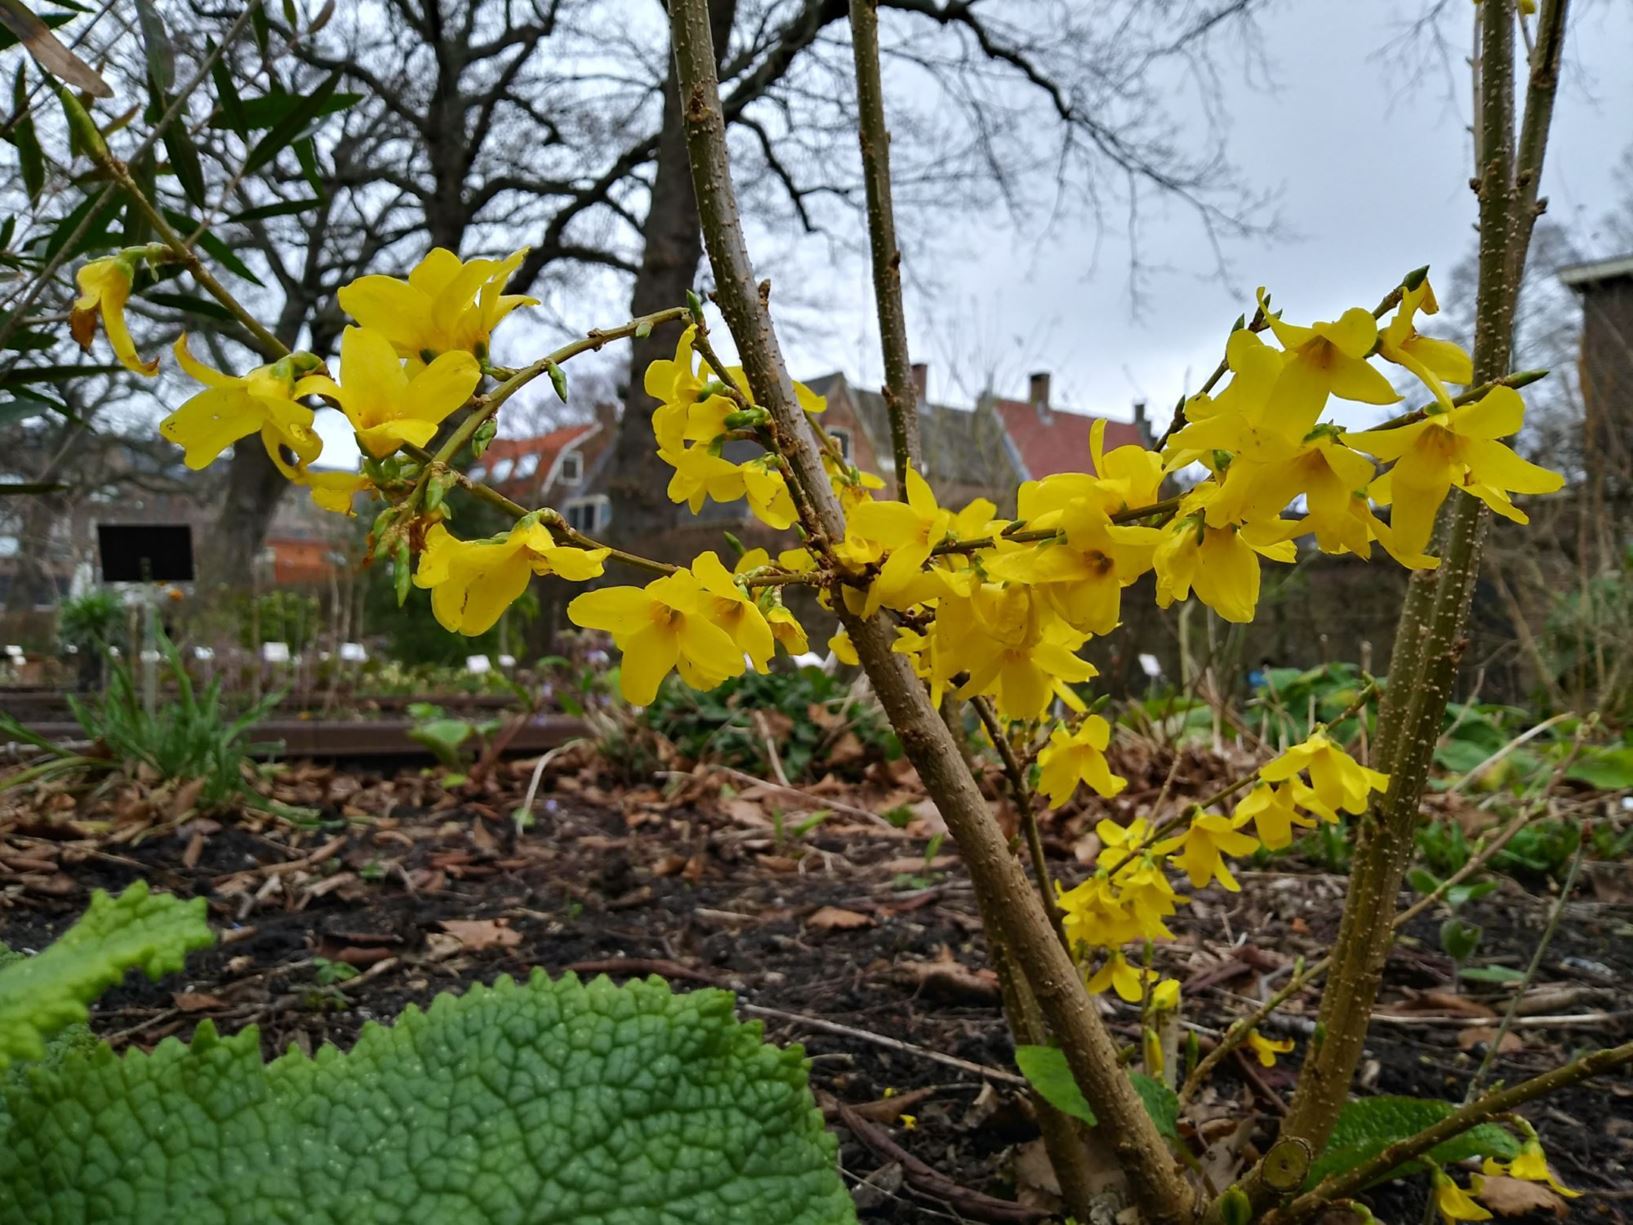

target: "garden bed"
[2,751,1628,1222]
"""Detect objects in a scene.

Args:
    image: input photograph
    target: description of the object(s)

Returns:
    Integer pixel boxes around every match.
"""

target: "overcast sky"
[316,0,1633,460]
[778,0,1633,430]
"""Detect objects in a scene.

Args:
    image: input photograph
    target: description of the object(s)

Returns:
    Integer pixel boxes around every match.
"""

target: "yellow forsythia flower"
[299,469,372,515]
[160,334,326,474]
[1257,287,1400,431]
[337,248,536,361]
[938,584,1097,720]
[828,629,859,666]
[302,326,480,458]
[1036,715,1126,807]
[1482,1142,1579,1198]
[1246,1030,1295,1067]
[1154,812,1259,892]
[1379,279,1473,412]
[71,255,157,376]
[568,568,746,705]
[1150,978,1181,1012]
[1348,386,1565,558]
[849,465,952,617]
[1057,865,1178,948]
[1259,732,1388,819]
[1085,951,1155,1003]
[416,521,607,636]
[1233,782,1315,851]
[1433,1170,1493,1224]
[690,551,776,673]
[1153,505,1298,624]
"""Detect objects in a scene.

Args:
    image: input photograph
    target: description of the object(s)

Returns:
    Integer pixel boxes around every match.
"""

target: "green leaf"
[0,0,110,96]
[1565,747,1633,790]
[205,43,247,133]
[408,717,473,768]
[229,196,322,223]
[1015,1046,1181,1139]
[1458,965,1526,984]
[160,209,261,285]
[0,883,211,1070]
[211,87,362,132]
[161,117,208,209]
[1131,1072,1180,1140]
[1016,1044,1098,1125]
[0,971,856,1224]
[143,290,236,322]
[0,362,122,389]
[40,191,122,260]
[1306,1095,1521,1189]
[9,67,44,204]
[241,75,345,174]
[132,0,174,93]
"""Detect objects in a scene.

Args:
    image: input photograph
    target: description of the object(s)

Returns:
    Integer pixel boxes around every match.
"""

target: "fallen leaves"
[807,905,872,930]
[1475,1175,1568,1218]
[436,917,522,952]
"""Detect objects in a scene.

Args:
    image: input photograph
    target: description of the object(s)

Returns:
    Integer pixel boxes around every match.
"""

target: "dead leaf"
[721,798,772,829]
[807,906,872,931]
[171,991,224,1012]
[825,732,867,769]
[1474,1175,1567,1218]
[171,777,206,819]
[1457,1026,1525,1054]
[1389,990,1496,1018]
[847,1086,936,1123]
[900,946,1001,1004]
[437,918,523,951]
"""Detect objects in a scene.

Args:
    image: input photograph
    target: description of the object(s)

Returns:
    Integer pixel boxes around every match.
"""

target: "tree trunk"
[602,0,738,555]
[199,445,288,590]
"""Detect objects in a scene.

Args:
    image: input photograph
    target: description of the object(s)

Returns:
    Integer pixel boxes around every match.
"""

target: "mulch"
[2,746,1630,1223]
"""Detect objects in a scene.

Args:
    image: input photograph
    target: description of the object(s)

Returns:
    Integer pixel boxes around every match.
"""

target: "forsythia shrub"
[66,235,1570,1218]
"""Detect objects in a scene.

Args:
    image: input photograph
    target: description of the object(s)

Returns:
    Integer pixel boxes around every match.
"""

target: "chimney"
[910,361,928,406]
[593,399,620,432]
[1029,371,1052,421]
[1132,398,1151,447]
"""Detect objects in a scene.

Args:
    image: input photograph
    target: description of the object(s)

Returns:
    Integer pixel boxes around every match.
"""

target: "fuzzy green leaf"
[1306,1095,1521,1189]
[0,971,856,1224]
[0,883,211,1070]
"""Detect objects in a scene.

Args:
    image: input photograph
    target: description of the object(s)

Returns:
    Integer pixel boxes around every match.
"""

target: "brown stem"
[848,0,920,496]
[1223,6,1567,1214]
[666,5,1194,1221]
[972,696,1065,947]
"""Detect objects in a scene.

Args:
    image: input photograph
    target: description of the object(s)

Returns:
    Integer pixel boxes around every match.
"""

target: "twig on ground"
[740,1003,1026,1086]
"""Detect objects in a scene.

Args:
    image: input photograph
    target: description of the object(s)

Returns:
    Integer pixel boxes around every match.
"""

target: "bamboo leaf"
[132,0,174,94]
[241,73,341,174]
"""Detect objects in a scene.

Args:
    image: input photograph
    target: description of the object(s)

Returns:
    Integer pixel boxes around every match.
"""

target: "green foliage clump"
[643,667,895,781]
[1305,1095,1520,1188]
[1248,662,1373,745]
[55,590,124,655]
[0,886,855,1225]
[239,590,322,653]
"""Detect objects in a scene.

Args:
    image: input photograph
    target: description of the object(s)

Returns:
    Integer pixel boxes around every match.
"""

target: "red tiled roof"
[991,398,1144,480]
[478,423,598,494]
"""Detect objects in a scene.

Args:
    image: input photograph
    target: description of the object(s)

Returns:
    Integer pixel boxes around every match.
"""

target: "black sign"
[97,524,195,583]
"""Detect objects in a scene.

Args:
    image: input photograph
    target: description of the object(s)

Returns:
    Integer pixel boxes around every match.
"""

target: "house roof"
[474,423,598,491]
[990,398,1144,481]
[1559,253,1633,289]
[802,373,1022,495]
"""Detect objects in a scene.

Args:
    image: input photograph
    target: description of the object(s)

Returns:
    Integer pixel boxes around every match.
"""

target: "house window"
[559,451,583,485]
[564,495,610,534]
[827,427,852,460]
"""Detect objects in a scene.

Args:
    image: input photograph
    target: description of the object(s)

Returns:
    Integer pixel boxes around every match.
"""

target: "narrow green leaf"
[208,89,360,131]
[9,67,44,204]
[242,73,341,175]
[160,209,261,286]
[207,42,247,134]
[228,196,321,223]
[161,120,207,210]
[41,192,121,260]
[132,0,174,93]
[293,134,322,196]
[142,290,235,322]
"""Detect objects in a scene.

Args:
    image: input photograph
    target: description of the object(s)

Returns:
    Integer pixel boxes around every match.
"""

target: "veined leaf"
[1306,1095,1521,1189]
[1015,1045,1180,1139]
[0,969,856,1224]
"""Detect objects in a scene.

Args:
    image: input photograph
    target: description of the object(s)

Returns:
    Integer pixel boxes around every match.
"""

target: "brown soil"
[2,753,1630,1223]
